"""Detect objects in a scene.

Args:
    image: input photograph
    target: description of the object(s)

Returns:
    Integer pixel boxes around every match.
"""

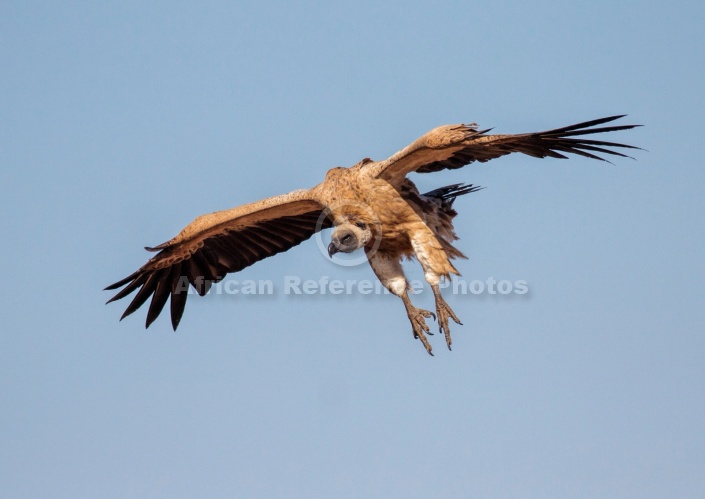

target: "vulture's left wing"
[105,189,330,329]
[367,115,641,187]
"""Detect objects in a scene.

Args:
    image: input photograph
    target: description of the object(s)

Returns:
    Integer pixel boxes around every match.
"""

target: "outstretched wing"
[368,115,641,187]
[105,189,331,330]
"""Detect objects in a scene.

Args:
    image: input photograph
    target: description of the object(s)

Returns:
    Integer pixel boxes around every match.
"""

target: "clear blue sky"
[2,1,704,497]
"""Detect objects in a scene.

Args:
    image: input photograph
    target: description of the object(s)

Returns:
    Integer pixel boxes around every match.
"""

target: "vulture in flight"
[106,115,640,354]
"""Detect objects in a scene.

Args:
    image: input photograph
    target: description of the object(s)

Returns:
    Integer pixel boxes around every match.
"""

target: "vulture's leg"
[409,232,463,351]
[368,252,436,355]
[430,283,462,351]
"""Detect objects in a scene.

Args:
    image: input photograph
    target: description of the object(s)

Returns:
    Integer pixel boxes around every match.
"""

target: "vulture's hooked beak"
[327,242,339,258]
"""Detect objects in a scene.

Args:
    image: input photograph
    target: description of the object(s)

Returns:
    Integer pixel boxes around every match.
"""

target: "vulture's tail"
[422,183,484,203]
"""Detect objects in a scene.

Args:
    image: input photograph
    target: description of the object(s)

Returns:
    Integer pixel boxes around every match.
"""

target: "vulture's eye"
[355,221,366,229]
[342,234,353,244]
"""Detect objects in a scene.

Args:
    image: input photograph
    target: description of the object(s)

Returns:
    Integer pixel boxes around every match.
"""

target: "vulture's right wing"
[105,189,331,329]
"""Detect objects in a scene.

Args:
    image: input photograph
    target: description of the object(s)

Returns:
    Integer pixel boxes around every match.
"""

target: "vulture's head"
[328,218,374,257]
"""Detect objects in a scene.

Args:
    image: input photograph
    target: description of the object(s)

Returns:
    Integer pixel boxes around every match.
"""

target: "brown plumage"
[106,115,640,354]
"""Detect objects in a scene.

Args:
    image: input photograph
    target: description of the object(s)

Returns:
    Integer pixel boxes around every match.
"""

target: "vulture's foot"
[400,292,437,355]
[406,306,436,355]
[432,286,463,351]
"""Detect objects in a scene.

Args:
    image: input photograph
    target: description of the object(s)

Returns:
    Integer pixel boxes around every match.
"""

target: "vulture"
[106,115,640,354]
